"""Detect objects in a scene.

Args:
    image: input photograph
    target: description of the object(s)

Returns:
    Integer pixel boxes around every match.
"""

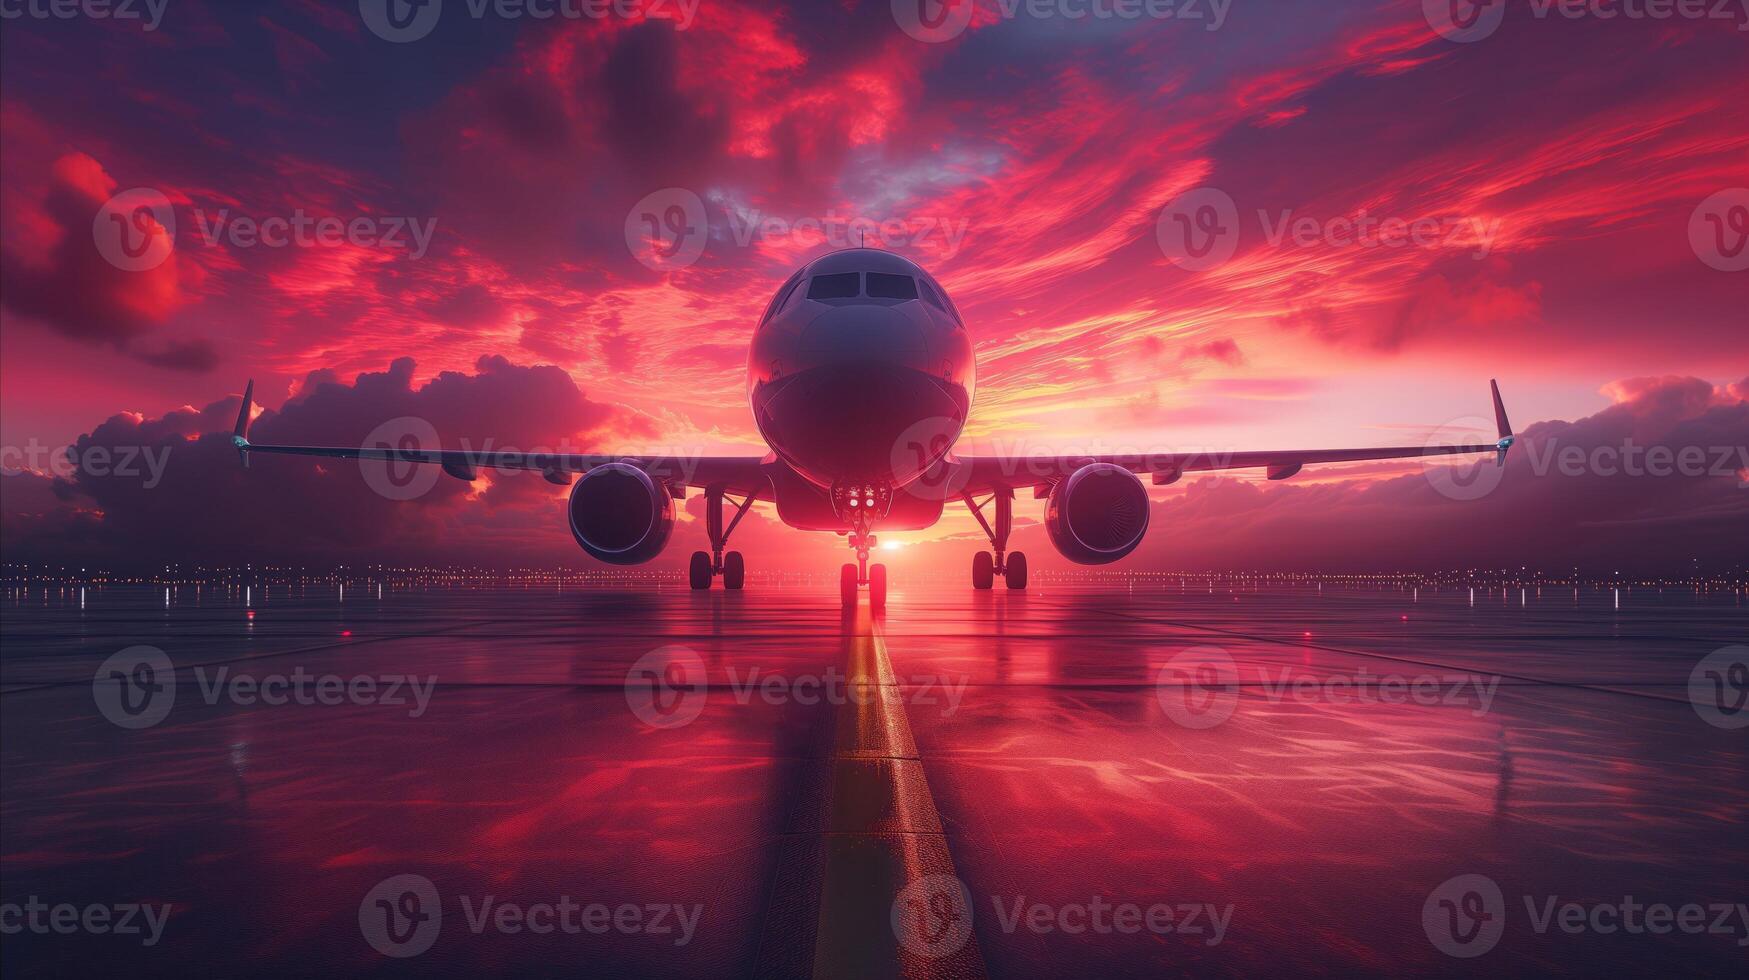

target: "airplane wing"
[950,380,1515,496]
[227,381,771,496]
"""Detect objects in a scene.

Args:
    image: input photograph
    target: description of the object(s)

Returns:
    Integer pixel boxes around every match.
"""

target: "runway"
[2,580,1745,977]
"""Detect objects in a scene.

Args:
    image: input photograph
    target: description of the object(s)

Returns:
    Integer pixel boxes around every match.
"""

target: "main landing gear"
[689,487,757,591]
[962,487,1027,590]
[840,522,887,609]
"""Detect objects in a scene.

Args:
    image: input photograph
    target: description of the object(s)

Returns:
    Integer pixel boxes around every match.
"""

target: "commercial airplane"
[229,248,1514,607]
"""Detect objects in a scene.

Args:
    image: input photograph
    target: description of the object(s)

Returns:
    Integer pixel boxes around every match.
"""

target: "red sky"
[1,1,1745,572]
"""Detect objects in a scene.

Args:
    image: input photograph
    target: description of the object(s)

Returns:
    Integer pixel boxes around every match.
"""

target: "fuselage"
[747,249,974,504]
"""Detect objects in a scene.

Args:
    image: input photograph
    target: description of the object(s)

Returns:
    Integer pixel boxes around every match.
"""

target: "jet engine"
[1044,463,1150,564]
[567,462,675,565]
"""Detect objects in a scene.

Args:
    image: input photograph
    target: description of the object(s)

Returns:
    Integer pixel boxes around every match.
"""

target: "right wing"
[228,380,771,495]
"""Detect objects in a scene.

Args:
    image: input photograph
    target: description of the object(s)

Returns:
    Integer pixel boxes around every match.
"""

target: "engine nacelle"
[1044,463,1150,564]
[567,462,675,565]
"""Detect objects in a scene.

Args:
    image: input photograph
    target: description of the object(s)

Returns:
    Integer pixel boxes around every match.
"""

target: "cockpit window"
[806,272,861,300]
[865,272,918,300]
[917,278,946,311]
[917,277,960,324]
[762,271,804,325]
[779,276,805,313]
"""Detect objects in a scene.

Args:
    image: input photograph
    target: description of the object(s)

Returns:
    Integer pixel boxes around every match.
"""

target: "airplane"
[228,247,1515,608]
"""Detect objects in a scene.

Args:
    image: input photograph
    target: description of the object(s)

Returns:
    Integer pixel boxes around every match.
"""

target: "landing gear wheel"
[972,551,994,590]
[1004,551,1028,590]
[722,551,745,590]
[840,563,859,607]
[689,551,713,590]
[869,564,887,609]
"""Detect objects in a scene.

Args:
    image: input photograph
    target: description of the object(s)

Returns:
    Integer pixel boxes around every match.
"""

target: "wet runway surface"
[2,581,1746,977]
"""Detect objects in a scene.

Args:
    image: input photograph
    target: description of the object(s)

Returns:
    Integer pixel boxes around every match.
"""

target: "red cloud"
[0,152,210,370]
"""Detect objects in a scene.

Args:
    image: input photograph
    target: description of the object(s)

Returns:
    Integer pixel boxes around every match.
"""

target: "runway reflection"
[1,583,1744,977]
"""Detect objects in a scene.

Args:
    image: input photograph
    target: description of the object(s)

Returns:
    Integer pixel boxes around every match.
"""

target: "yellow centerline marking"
[755,606,987,979]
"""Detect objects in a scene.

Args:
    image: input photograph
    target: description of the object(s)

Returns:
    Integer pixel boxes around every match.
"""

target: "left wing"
[951,380,1515,495]
[228,380,771,495]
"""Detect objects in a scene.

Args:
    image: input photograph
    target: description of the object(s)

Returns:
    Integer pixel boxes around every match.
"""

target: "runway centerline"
[755,607,987,980]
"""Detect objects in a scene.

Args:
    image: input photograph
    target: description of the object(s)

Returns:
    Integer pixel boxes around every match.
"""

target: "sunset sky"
[1,0,1744,572]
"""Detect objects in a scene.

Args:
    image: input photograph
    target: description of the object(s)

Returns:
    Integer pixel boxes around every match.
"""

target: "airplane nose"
[798,304,927,362]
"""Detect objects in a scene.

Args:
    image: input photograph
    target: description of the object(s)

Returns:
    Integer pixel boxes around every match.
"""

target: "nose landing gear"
[834,482,889,608]
[963,487,1027,590]
[841,520,887,609]
[689,486,758,590]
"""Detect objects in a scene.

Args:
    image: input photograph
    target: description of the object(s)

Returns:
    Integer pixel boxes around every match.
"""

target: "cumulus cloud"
[1024,375,1748,574]
[2,357,621,568]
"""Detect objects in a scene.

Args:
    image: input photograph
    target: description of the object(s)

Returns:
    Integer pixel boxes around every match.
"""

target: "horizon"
[7,561,1746,586]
